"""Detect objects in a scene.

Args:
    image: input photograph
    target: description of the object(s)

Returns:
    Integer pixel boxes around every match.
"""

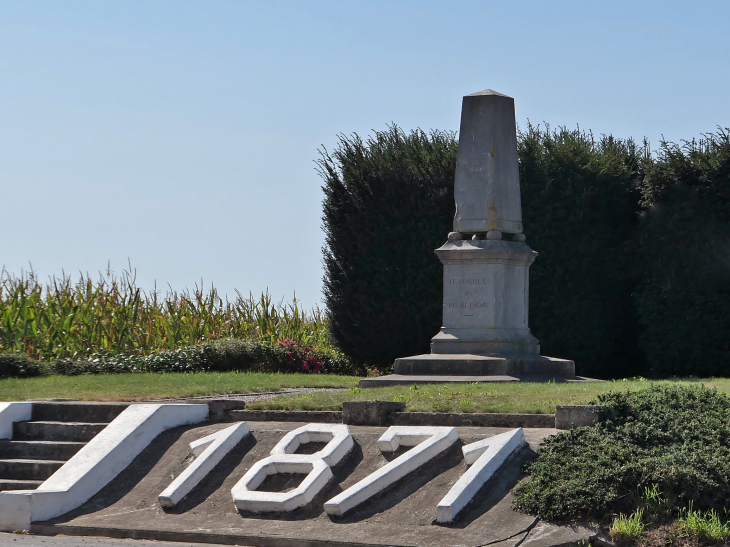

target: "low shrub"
[5,338,362,378]
[513,385,730,521]
[0,353,52,379]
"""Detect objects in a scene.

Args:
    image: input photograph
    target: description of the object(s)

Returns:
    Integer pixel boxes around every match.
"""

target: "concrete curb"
[230,410,343,423]
[29,523,420,547]
[393,412,555,428]
[31,520,608,547]
[231,409,555,428]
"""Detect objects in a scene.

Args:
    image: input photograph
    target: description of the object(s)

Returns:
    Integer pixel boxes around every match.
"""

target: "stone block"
[342,401,405,426]
[207,400,247,422]
[555,405,605,430]
[394,354,575,376]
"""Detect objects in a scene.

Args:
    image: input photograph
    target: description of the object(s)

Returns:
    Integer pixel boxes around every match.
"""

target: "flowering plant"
[277,338,323,373]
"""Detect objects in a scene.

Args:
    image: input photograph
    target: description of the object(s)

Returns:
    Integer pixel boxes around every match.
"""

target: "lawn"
[3,374,730,414]
[247,378,730,414]
[0,372,360,402]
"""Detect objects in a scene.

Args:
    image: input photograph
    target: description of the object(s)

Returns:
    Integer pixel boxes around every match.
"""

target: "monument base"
[359,353,589,388]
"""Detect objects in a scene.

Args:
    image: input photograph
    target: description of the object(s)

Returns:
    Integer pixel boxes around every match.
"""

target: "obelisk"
[378,89,575,383]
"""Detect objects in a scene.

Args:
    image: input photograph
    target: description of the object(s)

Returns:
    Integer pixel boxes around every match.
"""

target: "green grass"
[246,378,730,413]
[610,510,645,544]
[676,505,730,543]
[0,372,359,402]
[5,374,730,412]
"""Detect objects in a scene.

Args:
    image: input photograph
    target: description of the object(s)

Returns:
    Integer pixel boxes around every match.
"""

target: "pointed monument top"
[453,88,522,235]
[466,89,512,99]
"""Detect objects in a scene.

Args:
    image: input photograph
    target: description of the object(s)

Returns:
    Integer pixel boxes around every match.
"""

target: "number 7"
[324,426,459,516]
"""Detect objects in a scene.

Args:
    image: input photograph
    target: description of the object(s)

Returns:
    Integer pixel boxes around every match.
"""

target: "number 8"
[231,423,353,512]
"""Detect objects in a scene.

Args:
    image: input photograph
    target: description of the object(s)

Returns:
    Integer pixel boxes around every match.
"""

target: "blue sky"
[2,1,728,308]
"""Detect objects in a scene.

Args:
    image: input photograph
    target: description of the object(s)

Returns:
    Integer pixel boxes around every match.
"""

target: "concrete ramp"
[33,421,597,547]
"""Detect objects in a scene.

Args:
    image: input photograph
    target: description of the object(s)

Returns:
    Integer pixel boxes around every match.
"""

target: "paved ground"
[0,533,231,546]
[32,421,598,547]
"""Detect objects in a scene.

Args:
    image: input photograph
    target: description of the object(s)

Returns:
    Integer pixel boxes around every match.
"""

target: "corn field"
[0,267,330,361]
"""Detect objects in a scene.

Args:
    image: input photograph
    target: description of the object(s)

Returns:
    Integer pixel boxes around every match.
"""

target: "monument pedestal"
[360,239,579,388]
[430,239,540,355]
[359,89,585,389]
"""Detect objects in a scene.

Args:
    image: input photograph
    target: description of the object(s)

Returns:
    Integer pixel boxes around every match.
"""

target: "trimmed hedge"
[321,124,649,376]
[519,125,647,378]
[513,385,730,521]
[0,338,362,378]
[319,126,457,367]
[633,130,730,377]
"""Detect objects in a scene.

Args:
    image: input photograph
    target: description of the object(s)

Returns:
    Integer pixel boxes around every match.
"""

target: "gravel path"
[144,387,346,404]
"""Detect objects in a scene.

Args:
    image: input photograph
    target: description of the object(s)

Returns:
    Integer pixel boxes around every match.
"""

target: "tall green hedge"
[321,125,647,376]
[319,126,457,367]
[320,124,729,378]
[519,125,646,378]
[633,130,730,377]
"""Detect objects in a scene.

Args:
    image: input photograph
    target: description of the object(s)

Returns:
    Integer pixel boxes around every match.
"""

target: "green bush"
[633,129,730,377]
[319,126,458,367]
[6,338,362,378]
[0,353,52,379]
[519,125,647,378]
[513,385,730,521]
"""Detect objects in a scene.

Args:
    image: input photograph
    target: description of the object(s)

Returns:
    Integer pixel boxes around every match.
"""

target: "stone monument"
[365,89,575,386]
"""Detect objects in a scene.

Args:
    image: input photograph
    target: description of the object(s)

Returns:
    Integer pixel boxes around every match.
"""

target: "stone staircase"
[0,402,129,491]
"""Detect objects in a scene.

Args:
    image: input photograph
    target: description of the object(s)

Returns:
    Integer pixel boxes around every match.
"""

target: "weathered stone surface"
[207,400,247,422]
[230,410,343,423]
[393,354,574,376]
[32,421,574,547]
[453,89,523,235]
[555,405,605,430]
[431,239,540,355]
[230,409,557,428]
[342,401,406,426]
[520,520,600,547]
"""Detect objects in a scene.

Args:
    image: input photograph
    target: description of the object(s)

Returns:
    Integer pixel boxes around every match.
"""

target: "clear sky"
[2,1,728,309]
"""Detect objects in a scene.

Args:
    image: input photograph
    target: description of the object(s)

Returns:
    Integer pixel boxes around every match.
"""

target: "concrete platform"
[361,374,599,388]
[32,421,600,547]
[395,353,576,376]
[359,353,597,388]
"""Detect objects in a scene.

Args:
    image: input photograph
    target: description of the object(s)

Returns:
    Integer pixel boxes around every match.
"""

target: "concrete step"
[13,421,107,442]
[0,478,43,491]
[31,402,128,424]
[0,440,85,460]
[0,459,64,480]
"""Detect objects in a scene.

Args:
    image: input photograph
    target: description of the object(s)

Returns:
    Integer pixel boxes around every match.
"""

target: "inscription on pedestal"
[447,278,490,315]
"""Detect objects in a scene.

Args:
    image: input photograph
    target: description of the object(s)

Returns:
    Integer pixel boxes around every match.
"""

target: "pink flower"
[301,363,309,371]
